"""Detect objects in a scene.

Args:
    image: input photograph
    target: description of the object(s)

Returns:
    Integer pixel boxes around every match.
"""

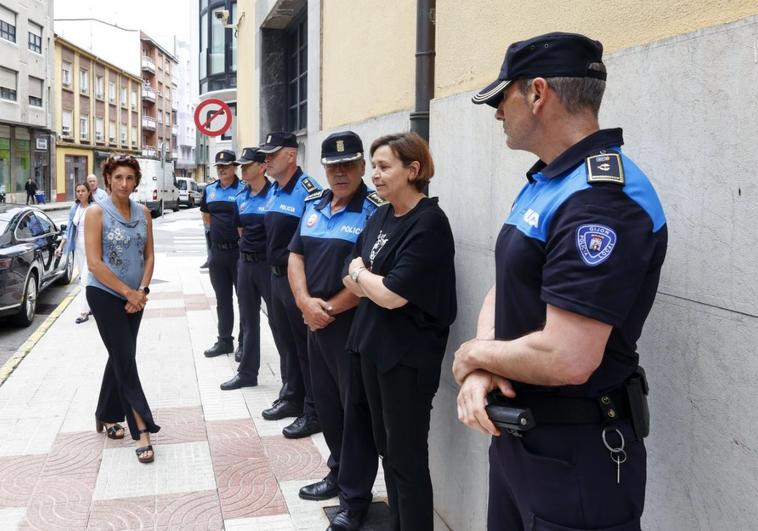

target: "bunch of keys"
[602,427,627,484]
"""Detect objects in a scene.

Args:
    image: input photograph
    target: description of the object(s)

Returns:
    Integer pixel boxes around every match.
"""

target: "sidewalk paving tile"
[0,455,46,508]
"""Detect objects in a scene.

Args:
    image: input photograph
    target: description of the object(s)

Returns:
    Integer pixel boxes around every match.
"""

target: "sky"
[54,0,193,51]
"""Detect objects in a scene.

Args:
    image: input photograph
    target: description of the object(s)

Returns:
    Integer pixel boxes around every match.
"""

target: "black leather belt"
[271,264,287,276]
[241,251,266,263]
[492,387,631,425]
[211,241,238,250]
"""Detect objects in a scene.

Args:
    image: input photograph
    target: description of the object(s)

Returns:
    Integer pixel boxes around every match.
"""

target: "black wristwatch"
[139,286,150,295]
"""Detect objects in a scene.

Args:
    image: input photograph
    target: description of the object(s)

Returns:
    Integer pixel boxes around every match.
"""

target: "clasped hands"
[300,296,334,331]
[125,288,148,314]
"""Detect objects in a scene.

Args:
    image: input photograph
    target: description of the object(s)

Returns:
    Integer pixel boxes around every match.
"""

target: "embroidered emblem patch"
[576,224,617,266]
[210,191,217,200]
[336,140,345,152]
[240,201,248,211]
[306,213,318,227]
[586,153,625,185]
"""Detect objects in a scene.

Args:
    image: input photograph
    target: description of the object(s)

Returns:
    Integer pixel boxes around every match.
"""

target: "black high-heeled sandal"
[135,429,154,464]
[96,419,125,440]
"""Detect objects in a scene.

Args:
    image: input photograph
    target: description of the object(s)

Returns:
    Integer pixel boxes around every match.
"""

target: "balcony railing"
[142,116,156,130]
[142,85,156,102]
[171,126,178,136]
[171,99,178,111]
[141,56,155,73]
[142,145,158,158]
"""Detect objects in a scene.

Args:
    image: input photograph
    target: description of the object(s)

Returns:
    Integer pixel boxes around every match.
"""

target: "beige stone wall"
[435,0,758,98]
[236,0,258,147]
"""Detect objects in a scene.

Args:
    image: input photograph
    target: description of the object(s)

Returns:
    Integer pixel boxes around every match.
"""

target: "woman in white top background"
[56,182,93,323]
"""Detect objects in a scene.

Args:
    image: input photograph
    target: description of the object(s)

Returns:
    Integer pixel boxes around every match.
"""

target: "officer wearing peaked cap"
[288,131,382,529]
[455,32,667,530]
[200,150,246,358]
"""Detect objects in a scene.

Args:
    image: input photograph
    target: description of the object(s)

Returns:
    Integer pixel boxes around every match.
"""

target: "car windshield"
[177,180,187,190]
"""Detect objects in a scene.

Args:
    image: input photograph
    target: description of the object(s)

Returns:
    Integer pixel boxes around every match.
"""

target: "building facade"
[140,32,178,162]
[0,0,54,203]
[54,36,142,201]
[215,1,758,529]
[174,37,199,179]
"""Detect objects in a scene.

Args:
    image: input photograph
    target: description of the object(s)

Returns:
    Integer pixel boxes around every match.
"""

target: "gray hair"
[518,62,606,116]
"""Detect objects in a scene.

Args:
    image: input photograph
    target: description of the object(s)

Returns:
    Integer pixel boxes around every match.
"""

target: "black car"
[0,205,73,326]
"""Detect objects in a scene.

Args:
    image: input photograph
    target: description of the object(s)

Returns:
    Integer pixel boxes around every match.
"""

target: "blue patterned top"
[87,197,147,299]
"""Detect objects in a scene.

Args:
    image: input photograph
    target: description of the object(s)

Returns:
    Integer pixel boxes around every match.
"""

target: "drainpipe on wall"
[410,0,435,143]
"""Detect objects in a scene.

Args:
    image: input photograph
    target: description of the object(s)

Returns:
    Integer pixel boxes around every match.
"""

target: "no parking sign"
[194,98,233,137]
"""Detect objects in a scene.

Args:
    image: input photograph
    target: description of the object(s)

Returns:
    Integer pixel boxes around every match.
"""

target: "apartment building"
[0,0,54,203]
[140,32,178,162]
[174,37,199,179]
[54,35,141,201]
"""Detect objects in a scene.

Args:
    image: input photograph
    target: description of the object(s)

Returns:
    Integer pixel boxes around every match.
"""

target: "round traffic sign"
[194,98,233,137]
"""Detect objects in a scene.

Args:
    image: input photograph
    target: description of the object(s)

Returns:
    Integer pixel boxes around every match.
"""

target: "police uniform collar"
[245,179,271,198]
[315,182,368,213]
[218,176,240,189]
[526,128,624,182]
[280,167,303,193]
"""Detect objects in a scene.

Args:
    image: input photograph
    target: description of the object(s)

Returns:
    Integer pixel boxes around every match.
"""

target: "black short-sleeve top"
[200,177,246,244]
[495,128,668,397]
[346,197,457,373]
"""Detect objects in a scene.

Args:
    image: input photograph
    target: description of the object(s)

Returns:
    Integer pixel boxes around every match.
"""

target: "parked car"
[176,177,203,208]
[0,205,73,326]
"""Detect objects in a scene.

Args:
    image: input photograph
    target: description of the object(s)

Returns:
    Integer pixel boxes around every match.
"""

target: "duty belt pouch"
[625,366,650,440]
[485,392,536,437]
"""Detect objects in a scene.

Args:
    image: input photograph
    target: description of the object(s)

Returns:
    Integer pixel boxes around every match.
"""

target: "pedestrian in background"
[55,181,93,323]
[87,173,109,204]
[85,154,160,464]
[25,177,38,205]
[344,132,457,531]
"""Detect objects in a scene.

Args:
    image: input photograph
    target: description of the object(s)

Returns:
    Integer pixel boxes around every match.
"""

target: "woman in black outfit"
[343,132,456,531]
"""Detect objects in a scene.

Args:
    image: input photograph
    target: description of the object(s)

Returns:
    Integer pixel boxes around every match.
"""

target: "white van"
[176,177,202,208]
[130,158,180,216]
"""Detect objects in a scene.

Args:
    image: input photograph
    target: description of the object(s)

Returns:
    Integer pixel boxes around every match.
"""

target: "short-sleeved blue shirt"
[495,128,668,397]
[234,180,271,255]
[289,182,381,299]
[200,177,246,244]
[263,167,321,267]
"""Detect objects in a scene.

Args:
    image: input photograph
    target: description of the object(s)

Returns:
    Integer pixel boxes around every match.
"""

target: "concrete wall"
[428,15,758,531]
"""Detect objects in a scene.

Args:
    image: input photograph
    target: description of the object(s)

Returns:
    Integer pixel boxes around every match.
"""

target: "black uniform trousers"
[236,254,273,379]
[269,271,316,418]
[309,314,377,511]
[488,418,645,531]
[360,354,440,531]
[88,287,160,440]
[208,246,239,342]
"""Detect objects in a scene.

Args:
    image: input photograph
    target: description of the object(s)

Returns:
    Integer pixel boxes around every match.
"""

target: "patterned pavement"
[0,226,403,531]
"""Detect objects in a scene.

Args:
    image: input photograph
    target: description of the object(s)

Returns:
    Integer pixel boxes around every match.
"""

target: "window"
[199,12,207,79]
[131,89,137,110]
[79,69,88,94]
[0,5,15,43]
[120,125,127,144]
[28,76,43,106]
[62,62,72,87]
[131,126,137,145]
[80,114,89,140]
[120,86,127,106]
[0,67,17,101]
[108,80,115,103]
[231,3,237,72]
[95,117,104,141]
[157,110,162,124]
[28,21,42,53]
[209,7,225,75]
[62,111,73,136]
[95,75,104,99]
[109,120,116,142]
[286,16,308,131]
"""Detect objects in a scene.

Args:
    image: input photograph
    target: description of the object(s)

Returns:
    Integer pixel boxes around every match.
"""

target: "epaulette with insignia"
[305,189,325,202]
[301,177,318,193]
[366,192,386,207]
[586,152,625,185]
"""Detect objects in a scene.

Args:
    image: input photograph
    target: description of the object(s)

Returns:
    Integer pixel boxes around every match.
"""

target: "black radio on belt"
[485,392,536,436]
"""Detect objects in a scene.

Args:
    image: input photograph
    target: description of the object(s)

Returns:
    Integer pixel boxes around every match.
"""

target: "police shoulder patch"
[576,224,617,266]
[586,153,625,185]
[366,192,386,207]
[305,189,325,202]
[300,177,317,193]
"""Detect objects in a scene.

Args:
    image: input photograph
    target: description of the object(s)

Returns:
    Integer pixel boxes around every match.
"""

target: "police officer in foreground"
[259,132,323,438]
[288,131,380,527]
[454,33,667,530]
[200,150,246,358]
[219,147,273,390]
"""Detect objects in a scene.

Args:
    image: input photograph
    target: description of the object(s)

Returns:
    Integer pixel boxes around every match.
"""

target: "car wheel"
[173,199,180,212]
[55,251,74,286]
[13,273,38,327]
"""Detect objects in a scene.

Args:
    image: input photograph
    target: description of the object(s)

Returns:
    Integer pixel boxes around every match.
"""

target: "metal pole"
[410,0,436,142]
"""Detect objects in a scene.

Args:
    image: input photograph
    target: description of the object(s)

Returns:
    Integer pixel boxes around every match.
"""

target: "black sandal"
[75,313,89,324]
[96,419,125,440]
[135,429,154,464]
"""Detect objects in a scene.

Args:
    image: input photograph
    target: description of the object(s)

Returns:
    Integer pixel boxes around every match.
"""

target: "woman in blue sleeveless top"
[84,155,160,464]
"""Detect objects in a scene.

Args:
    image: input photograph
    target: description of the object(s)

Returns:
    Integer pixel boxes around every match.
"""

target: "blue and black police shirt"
[495,128,667,397]
[200,177,246,244]
[289,182,382,299]
[234,180,271,255]
[263,167,321,267]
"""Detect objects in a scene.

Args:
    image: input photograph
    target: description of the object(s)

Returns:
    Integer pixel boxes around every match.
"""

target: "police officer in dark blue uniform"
[259,132,323,438]
[288,131,381,527]
[200,150,247,357]
[219,147,273,390]
[454,33,667,530]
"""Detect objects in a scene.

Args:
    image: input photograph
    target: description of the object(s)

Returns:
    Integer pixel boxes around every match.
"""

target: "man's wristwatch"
[139,286,150,295]
[350,267,366,283]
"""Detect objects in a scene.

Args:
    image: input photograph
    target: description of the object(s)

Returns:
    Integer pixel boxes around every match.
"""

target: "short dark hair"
[369,132,434,192]
[518,62,606,116]
[101,154,142,191]
[74,181,93,204]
